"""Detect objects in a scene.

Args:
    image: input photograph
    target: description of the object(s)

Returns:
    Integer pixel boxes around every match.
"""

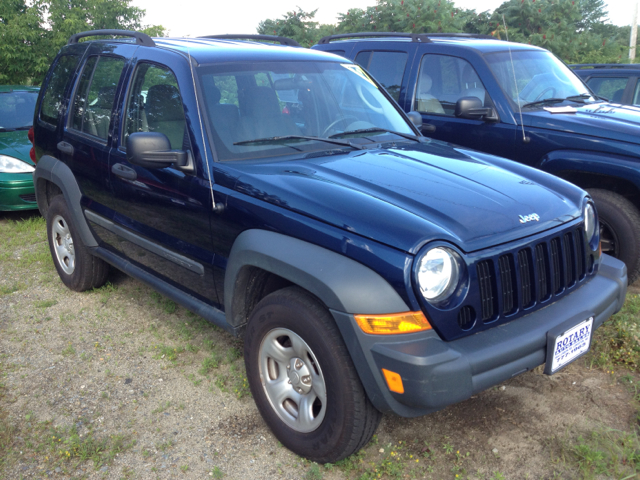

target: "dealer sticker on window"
[547,316,593,374]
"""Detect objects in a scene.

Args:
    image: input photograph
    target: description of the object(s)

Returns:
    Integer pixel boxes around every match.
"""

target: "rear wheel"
[46,195,109,291]
[589,189,640,283]
[244,286,381,463]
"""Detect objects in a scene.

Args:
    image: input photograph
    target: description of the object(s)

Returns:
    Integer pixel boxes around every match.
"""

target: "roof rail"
[569,63,640,70]
[68,29,155,47]
[199,34,300,47]
[317,32,432,44]
[316,32,499,44]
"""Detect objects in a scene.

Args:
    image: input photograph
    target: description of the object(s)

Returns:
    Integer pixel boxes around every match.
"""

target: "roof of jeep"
[75,37,348,65]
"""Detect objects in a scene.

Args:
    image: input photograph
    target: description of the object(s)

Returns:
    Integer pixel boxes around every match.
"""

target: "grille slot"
[457,306,475,331]
[518,248,535,308]
[477,260,495,322]
[575,228,586,279]
[535,243,550,301]
[550,237,563,294]
[564,232,576,287]
[19,193,37,203]
[498,254,516,315]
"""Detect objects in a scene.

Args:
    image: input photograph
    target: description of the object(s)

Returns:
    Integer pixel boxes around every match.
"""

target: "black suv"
[571,64,640,105]
[33,30,626,463]
[313,34,640,283]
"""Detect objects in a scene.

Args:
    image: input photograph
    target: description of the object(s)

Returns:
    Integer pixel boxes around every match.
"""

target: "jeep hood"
[524,102,640,145]
[228,141,584,254]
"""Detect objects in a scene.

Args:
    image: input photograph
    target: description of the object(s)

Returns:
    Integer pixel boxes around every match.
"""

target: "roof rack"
[68,29,155,47]
[569,63,640,70]
[316,32,499,44]
[199,34,300,47]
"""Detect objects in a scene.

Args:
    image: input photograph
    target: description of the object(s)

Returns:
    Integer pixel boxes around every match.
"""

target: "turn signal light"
[354,311,431,335]
[382,368,404,394]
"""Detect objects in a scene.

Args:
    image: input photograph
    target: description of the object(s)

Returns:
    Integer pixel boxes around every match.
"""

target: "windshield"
[0,91,38,130]
[486,50,592,108]
[197,61,414,161]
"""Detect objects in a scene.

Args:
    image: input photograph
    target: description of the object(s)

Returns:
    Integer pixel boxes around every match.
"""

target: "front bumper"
[332,254,627,417]
[0,172,37,211]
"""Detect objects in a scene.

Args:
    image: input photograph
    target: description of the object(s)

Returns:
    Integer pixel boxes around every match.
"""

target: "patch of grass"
[215,364,250,399]
[155,439,174,452]
[35,299,58,309]
[554,428,640,479]
[152,344,185,363]
[92,282,117,305]
[152,402,171,414]
[19,242,54,272]
[149,291,177,314]
[0,283,23,295]
[588,294,640,372]
[211,466,225,478]
[199,350,222,376]
[305,463,323,480]
[61,344,76,356]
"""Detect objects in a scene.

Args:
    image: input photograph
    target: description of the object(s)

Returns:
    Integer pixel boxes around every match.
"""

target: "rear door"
[103,49,218,305]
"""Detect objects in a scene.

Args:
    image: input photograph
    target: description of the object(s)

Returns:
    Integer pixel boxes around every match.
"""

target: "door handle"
[421,124,436,133]
[57,141,74,155]
[111,163,137,181]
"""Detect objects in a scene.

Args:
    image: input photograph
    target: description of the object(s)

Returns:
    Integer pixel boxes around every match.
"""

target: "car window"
[70,56,125,140]
[123,63,187,150]
[414,54,491,116]
[198,61,413,161]
[586,77,628,103]
[0,90,39,130]
[354,51,407,101]
[40,55,80,125]
[634,81,640,106]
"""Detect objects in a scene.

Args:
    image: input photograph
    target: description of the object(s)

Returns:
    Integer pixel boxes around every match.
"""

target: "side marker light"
[382,369,404,394]
[355,311,431,335]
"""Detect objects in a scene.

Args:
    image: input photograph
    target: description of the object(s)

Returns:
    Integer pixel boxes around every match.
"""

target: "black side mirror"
[126,132,187,169]
[406,111,423,128]
[455,97,497,121]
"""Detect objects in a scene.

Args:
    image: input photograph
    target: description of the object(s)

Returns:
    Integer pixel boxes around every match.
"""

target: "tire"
[46,195,109,291]
[244,286,381,463]
[589,188,640,284]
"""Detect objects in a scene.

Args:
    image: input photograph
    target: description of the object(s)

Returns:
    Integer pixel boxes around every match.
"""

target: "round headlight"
[0,155,34,174]
[584,203,596,243]
[417,247,459,302]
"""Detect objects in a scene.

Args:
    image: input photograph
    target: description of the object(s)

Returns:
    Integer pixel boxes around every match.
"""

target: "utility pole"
[631,0,638,62]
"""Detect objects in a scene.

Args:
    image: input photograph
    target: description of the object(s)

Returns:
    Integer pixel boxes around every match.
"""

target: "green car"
[0,85,40,211]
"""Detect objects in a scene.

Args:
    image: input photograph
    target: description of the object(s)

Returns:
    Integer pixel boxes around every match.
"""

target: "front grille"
[19,193,36,203]
[473,224,589,330]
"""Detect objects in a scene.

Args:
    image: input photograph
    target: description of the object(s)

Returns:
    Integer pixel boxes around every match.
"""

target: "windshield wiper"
[565,93,599,103]
[329,127,424,143]
[521,98,566,109]
[234,135,365,150]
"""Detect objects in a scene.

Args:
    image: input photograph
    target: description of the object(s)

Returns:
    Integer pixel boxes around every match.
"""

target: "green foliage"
[256,0,635,65]
[0,0,165,85]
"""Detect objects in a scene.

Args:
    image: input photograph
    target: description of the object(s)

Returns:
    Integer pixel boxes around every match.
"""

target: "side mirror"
[126,132,187,169]
[455,97,497,121]
[406,111,423,128]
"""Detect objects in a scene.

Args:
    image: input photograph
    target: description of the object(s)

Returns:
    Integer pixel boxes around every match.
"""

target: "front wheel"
[588,189,640,284]
[244,286,381,463]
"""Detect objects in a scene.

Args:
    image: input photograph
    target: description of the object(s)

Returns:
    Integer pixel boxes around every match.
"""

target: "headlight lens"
[584,203,596,243]
[417,247,459,301]
[0,155,34,173]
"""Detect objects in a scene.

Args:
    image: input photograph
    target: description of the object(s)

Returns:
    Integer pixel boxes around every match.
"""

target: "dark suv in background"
[32,30,626,463]
[570,63,640,105]
[313,33,640,283]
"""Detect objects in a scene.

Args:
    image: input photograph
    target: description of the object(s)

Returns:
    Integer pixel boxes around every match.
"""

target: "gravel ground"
[1,210,638,480]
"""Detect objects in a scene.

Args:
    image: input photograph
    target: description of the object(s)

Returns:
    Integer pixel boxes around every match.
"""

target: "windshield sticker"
[543,106,577,114]
[340,64,377,87]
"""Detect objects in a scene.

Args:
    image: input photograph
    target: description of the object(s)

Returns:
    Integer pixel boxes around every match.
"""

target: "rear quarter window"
[40,55,80,125]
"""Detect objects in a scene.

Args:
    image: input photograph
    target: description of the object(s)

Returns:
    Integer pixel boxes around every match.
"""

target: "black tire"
[46,195,109,291]
[589,188,640,283]
[244,286,381,463]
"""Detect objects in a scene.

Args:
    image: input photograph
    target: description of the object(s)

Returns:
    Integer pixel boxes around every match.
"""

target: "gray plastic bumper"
[332,254,627,417]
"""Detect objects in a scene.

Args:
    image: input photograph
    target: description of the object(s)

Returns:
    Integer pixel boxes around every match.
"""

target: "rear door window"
[70,56,125,140]
[40,55,80,125]
[354,51,407,101]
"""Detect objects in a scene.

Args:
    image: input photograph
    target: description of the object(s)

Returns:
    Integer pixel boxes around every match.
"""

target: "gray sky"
[131,0,630,38]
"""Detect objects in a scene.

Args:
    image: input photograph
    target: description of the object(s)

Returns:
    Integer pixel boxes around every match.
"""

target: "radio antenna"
[185,37,222,212]
[502,15,529,144]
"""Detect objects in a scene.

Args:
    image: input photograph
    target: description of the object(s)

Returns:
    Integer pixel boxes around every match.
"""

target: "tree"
[257,7,332,47]
[0,0,165,85]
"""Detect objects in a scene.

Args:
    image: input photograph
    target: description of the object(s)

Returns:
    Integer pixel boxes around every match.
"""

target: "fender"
[538,150,640,191]
[33,155,98,248]
[224,229,410,327]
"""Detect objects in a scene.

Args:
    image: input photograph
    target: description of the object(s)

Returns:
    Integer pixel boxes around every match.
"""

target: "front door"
[410,53,516,160]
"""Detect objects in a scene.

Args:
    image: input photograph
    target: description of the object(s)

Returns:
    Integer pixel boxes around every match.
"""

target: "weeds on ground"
[150,291,177,314]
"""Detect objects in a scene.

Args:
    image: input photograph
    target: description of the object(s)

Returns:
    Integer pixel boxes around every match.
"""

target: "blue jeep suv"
[313,33,640,284]
[33,30,626,463]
